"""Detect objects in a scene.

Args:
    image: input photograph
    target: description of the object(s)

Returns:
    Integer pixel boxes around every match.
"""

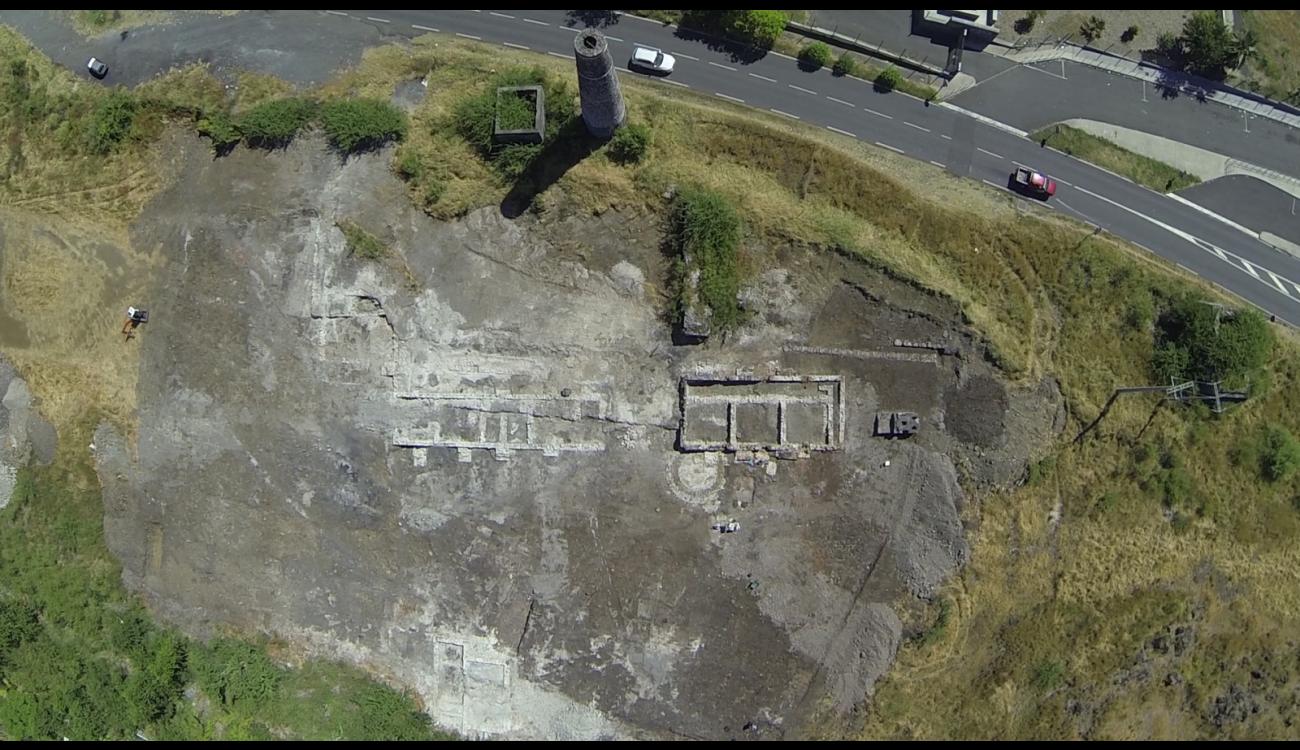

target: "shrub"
[1156,31,1183,61]
[874,67,903,92]
[453,66,577,178]
[395,148,424,180]
[1262,424,1300,482]
[1080,16,1106,44]
[671,187,743,330]
[1122,24,1140,44]
[0,597,40,664]
[345,683,435,740]
[799,42,832,69]
[494,89,536,131]
[1015,10,1045,34]
[733,10,787,48]
[238,97,315,148]
[832,52,858,77]
[1152,296,1272,385]
[190,638,282,709]
[87,89,137,154]
[1179,11,1254,77]
[608,122,650,164]
[196,110,241,153]
[319,98,407,153]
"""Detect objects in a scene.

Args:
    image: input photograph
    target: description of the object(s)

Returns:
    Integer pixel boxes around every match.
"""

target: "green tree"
[1080,16,1106,44]
[832,51,858,77]
[1152,296,1273,385]
[798,42,832,69]
[87,89,137,154]
[1180,11,1237,77]
[732,10,787,48]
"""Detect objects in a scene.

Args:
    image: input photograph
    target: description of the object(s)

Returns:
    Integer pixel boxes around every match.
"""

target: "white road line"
[555,25,579,32]
[904,121,930,132]
[411,24,439,32]
[770,108,800,120]
[863,107,893,120]
[1212,246,1229,260]
[1266,269,1291,294]
[710,61,738,71]
[749,73,777,83]
[606,35,624,42]
[1241,261,1261,279]
[1024,64,1068,81]
[325,10,348,17]
[547,51,568,59]
[825,96,854,107]
[504,42,529,50]
[664,79,689,88]
[937,102,1029,138]
[522,18,548,26]
[489,11,515,19]
[1165,193,1261,239]
[875,141,905,154]
[981,179,1005,190]
[366,16,390,23]
[789,84,818,95]
[929,160,946,168]
[827,126,857,138]
[940,133,952,140]
[456,32,482,40]
[977,147,1004,160]
[676,52,700,61]
[717,92,745,103]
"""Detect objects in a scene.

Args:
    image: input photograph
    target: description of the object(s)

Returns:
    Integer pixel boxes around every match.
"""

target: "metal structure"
[573,28,626,138]
[1075,378,1249,442]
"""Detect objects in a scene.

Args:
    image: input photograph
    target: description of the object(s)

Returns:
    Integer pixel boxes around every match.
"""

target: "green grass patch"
[494,88,537,131]
[237,97,316,149]
[608,122,651,164]
[318,98,407,153]
[453,66,578,180]
[670,186,744,331]
[336,219,388,261]
[1031,124,1202,192]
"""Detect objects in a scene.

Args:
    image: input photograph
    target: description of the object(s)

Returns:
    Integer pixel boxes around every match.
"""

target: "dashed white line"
[663,79,689,88]
[749,73,777,83]
[940,134,953,140]
[977,147,1004,160]
[366,16,390,23]
[709,61,738,71]
[904,121,930,132]
[827,126,857,138]
[547,51,568,59]
[863,107,893,120]
[455,32,482,40]
[504,42,529,50]
[522,18,548,26]
[929,160,945,168]
[717,92,745,104]
[770,108,800,120]
[606,35,624,42]
[411,24,439,32]
[489,11,515,19]
[555,25,579,32]
[675,52,700,61]
[789,84,818,95]
[825,96,854,107]
[325,10,348,17]
[875,141,905,154]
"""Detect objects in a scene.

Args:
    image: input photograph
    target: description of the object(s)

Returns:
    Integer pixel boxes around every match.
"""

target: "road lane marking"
[929,160,946,168]
[411,24,439,32]
[1241,261,1261,279]
[717,92,745,103]
[663,79,689,88]
[1266,269,1291,294]
[981,179,1005,190]
[826,96,854,107]
[710,61,738,71]
[504,42,529,50]
[875,141,904,154]
[675,52,700,61]
[937,102,1029,137]
[863,107,893,119]
[547,51,568,59]
[770,108,800,119]
[1165,193,1261,238]
[827,126,857,138]
[789,84,818,95]
[749,73,777,82]
[456,32,482,40]
[522,18,548,26]
[489,12,515,19]
[904,121,930,132]
[605,35,624,42]
[977,147,1004,159]
[940,133,952,140]
[325,10,349,17]
[366,16,390,23]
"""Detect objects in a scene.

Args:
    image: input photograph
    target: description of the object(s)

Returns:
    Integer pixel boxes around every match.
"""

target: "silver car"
[630,46,675,74]
[87,57,108,79]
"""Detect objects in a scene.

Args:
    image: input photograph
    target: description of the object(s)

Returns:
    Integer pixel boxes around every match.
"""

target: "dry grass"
[1001,9,1194,56]
[1236,11,1300,106]
[69,10,171,38]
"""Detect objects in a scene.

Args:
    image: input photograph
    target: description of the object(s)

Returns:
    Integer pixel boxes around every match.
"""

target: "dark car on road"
[87,57,108,79]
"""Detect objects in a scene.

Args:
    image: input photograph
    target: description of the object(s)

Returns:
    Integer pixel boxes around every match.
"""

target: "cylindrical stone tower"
[573,28,626,138]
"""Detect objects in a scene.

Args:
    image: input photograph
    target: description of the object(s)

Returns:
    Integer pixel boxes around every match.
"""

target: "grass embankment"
[1032,124,1202,193]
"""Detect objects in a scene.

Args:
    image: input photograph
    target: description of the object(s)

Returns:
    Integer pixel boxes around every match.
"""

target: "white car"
[631,46,675,74]
[87,56,108,79]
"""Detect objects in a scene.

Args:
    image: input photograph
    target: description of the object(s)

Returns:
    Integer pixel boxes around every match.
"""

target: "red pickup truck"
[1011,166,1056,200]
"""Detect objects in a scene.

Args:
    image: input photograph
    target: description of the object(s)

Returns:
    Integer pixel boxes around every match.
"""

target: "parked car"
[87,57,108,79]
[1010,166,1056,200]
[630,46,675,74]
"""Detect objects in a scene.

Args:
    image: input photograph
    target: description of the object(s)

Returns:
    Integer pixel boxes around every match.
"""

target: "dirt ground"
[87,125,1064,739]
[1000,9,1195,58]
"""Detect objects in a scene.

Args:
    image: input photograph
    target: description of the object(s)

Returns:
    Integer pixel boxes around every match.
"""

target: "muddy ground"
[87,129,1064,740]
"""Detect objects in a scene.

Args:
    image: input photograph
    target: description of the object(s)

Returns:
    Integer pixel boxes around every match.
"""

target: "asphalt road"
[1178,177,1300,247]
[7,9,1300,325]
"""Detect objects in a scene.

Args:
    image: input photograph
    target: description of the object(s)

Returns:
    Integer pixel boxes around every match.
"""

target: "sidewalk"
[985,42,1300,131]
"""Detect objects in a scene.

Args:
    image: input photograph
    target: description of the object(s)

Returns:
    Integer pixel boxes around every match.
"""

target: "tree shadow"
[796,57,825,73]
[499,118,604,219]
[564,10,619,29]
[671,26,768,65]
